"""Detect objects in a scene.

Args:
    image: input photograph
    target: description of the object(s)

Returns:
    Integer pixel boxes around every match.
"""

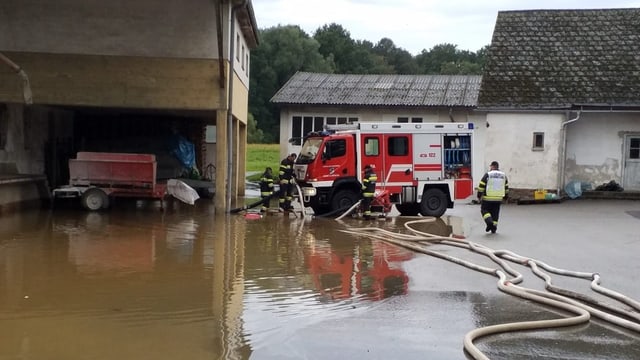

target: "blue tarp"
[169,134,195,170]
[565,180,592,199]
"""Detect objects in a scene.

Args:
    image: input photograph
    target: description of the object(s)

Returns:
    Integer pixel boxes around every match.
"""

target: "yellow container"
[534,189,547,200]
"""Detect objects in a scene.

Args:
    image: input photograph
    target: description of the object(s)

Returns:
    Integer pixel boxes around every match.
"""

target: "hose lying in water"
[335,200,362,220]
[312,200,362,219]
[339,218,640,360]
[295,183,306,217]
[231,184,307,215]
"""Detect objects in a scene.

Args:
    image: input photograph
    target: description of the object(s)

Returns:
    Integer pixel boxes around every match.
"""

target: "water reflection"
[1,205,427,359]
[0,205,251,360]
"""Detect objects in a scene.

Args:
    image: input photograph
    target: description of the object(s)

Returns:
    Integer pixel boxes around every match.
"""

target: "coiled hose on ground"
[339,218,640,360]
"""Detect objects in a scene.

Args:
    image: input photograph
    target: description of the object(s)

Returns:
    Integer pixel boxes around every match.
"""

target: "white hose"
[335,200,362,221]
[339,219,640,359]
[294,182,306,217]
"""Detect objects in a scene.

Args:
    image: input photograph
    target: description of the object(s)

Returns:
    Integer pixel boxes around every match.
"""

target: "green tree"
[247,112,264,143]
[314,24,395,74]
[415,43,486,75]
[373,38,419,74]
[249,25,333,142]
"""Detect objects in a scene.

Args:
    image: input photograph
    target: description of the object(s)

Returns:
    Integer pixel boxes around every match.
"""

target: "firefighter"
[259,167,274,212]
[279,153,297,211]
[361,164,377,220]
[477,161,509,233]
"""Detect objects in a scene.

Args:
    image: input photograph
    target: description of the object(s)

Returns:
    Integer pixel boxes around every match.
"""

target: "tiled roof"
[479,8,640,110]
[270,72,481,107]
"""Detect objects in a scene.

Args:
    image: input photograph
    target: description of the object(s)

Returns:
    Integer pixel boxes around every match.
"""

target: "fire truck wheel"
[331,189,360,212]
[395,203,420,216]
[81,188,110,211]
[420,188,447,217]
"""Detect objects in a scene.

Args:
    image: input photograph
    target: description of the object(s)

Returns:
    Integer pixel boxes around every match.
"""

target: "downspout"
[227,0,247,210]
[0,52,33,105]
[215,2,226,88]
[558,110,581,195]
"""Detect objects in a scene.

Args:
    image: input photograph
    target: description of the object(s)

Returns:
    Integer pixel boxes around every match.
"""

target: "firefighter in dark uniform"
[477,161,509,233]
[259,167,274,212]
[361,164,377,219]
[278,153,297,211]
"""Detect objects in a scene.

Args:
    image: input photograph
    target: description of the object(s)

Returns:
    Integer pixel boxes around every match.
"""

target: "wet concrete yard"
[0,198,639,359]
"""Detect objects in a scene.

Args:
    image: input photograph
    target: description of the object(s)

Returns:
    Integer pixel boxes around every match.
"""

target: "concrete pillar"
[215,109,227,213]
[230,117,238,204]
[238,122,247,196]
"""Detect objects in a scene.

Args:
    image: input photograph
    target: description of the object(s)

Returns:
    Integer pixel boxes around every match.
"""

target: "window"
[291,116,302,145]
[397,117,409,123]
[326,139,346,158]
[388,136,408,156]
[411,117,423,123]
[245,53,250,76]
[236,34,240,60]
[205,125,217,144]
[241,45,246,70]
[290,115,360,145]
[364,137,379,156]
[532,132,544,151]
[630,138,640,159]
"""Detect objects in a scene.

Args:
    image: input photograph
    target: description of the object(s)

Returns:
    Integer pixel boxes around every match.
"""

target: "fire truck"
[294,122,475,217]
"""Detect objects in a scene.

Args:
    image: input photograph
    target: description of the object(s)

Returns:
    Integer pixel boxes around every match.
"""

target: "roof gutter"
[0,52,33,105]
[558,110,581,195]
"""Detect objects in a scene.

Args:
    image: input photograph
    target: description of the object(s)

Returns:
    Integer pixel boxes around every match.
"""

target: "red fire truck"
[294,122,475,217]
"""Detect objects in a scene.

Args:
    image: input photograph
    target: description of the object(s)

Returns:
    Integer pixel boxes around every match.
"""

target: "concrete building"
[0,0,258,212]
[479,8,640,194]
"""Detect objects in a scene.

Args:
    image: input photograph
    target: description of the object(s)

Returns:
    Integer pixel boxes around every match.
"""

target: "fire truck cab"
[294,122,475,217]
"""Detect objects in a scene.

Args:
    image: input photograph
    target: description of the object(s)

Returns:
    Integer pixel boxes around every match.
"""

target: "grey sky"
[253,0,640,54]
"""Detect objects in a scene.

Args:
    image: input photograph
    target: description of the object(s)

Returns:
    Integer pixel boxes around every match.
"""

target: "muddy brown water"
[1,199,639,359]
[0,200,427,359]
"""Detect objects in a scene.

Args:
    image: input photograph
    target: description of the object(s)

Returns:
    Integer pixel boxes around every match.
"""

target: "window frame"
[364,137,380,156]
[532,132,545,151]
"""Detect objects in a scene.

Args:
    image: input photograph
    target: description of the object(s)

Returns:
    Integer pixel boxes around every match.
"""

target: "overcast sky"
[253,0,640,54]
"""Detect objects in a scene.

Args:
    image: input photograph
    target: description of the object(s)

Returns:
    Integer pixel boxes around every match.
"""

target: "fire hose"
[230,182,307,216]
[339,218,640,359]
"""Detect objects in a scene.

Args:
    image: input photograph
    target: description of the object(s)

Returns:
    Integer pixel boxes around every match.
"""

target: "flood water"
[1,199,640,359]
[0,200,421,359]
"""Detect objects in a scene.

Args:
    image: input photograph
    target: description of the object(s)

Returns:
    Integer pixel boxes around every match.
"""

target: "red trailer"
[52,152,167,210]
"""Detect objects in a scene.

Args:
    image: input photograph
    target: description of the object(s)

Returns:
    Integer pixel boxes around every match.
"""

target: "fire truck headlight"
[302,187,317,197]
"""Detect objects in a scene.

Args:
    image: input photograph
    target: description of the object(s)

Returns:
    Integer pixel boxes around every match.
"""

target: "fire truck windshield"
[297,138,323,163]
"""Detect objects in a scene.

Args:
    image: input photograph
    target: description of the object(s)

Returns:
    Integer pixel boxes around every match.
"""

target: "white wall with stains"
[484,112,564,190]
[564,112,640,188]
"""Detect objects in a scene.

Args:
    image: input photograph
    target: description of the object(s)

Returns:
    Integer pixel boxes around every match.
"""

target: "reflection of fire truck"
[294,122,475,216]
[307,241,412,301]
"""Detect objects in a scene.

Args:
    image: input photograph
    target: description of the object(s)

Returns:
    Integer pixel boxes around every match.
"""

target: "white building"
[479,8,640,194]
[272,8,640,198]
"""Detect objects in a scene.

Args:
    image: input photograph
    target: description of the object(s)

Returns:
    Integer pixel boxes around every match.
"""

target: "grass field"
[246,143,280,180]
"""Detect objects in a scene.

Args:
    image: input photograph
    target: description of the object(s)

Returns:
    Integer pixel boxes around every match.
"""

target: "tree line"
[249,23,488,143]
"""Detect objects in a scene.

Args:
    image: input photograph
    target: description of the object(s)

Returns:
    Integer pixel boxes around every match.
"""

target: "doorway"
[623,135,640,190]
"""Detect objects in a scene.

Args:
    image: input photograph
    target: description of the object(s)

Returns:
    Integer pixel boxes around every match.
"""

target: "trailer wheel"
[81,188,109,211]
[420,188,447,217]
[395,203,420,216]
[331,189,360,213]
